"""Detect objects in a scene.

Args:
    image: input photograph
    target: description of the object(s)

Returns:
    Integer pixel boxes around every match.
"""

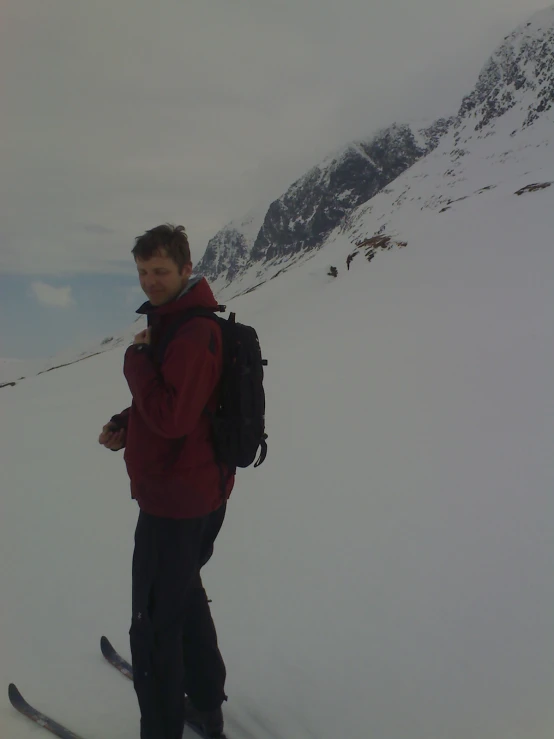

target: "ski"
[8,683,88,739]
[100,635,133,680]
[100,636,229,738]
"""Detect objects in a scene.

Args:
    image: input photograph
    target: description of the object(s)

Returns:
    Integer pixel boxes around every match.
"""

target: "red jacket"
[113,278,234,518]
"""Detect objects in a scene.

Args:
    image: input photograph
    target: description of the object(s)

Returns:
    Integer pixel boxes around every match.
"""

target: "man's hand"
[98,422,126,451]
[133,328,151,345]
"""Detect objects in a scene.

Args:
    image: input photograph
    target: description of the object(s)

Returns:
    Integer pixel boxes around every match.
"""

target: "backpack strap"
[153,305,226,365]
[254,435,268,467]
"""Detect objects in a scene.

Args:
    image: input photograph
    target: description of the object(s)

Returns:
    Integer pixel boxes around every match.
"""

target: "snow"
[2,121,554,739]
[0,320,146,386]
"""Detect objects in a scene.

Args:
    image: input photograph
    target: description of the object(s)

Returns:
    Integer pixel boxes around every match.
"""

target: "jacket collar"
[135,275,218,317]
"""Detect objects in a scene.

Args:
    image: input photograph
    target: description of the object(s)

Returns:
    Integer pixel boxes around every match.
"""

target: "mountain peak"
[516,4,554,33]
[457,5,554,131]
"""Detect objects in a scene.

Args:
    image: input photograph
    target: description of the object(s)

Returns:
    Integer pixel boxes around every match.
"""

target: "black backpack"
[154,305,268,472]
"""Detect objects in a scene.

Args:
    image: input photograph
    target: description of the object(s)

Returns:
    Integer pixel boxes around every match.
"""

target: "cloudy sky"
[1,0,543,358]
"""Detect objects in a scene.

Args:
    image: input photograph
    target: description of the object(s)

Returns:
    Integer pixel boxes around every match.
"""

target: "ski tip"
[8,683,22,703]
[100,635,121,664]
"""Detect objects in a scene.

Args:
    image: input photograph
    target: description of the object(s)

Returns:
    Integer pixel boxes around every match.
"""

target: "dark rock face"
[197,121,450,283]
[196,226,252,284]
[249,122,451,266]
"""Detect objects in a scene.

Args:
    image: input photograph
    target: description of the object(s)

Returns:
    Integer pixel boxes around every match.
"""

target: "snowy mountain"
[196,119,452,293]
[457,6,554,132]
[197,6,554,299]
[194,203,268,286]
[334,7,554,271]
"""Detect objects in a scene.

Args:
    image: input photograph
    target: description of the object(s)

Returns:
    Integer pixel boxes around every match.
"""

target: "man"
[99,224,232,739]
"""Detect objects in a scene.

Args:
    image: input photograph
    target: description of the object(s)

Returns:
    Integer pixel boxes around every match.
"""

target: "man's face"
[136,250,192,306]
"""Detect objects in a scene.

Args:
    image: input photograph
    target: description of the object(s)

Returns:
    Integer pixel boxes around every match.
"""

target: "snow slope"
[2,135,554,739]
[0,319,145,386]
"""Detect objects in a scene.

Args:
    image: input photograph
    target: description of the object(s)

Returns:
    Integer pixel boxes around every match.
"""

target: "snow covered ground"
[0,320,145,387]
[2,142,554,739]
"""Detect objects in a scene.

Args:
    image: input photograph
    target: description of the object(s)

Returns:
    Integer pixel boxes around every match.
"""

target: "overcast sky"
[0,0,545,358]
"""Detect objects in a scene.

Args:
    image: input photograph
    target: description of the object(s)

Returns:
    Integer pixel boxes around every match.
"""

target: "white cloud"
[30,282,74,308]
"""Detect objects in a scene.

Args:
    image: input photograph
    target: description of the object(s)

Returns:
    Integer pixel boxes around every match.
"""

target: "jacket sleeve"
[110,407,131,430]
[123,320,220,439]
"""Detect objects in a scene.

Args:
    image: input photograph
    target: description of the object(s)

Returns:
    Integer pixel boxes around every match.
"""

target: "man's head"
[132,224,193,306]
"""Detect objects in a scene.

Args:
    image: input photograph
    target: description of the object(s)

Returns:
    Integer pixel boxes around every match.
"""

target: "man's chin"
[147,294,168,306]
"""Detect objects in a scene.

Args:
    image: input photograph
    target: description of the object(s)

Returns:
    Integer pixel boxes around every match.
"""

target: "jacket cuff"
[126,343,154,359]
[110,413,129,431]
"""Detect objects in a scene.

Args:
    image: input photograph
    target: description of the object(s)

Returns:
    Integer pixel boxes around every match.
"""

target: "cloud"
[30,282,74,308]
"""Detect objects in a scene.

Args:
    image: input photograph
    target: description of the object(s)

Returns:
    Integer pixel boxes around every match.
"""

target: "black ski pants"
[130,503,227,739]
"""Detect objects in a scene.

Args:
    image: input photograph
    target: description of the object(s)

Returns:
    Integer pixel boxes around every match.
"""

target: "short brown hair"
[132,224,191,271]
